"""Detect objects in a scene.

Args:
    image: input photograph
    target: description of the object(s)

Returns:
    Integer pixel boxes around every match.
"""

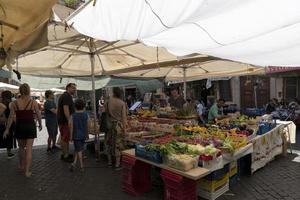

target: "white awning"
[67,0,300,67]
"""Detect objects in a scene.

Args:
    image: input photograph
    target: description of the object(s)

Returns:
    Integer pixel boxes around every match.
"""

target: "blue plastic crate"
[229,173,240,186]
[257,122,276,135]
[135,144,163,164]
[243,108,266,117]
[204,164,230,181]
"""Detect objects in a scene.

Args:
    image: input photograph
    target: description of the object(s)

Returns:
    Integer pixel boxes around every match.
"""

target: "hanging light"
[0,23,6,60]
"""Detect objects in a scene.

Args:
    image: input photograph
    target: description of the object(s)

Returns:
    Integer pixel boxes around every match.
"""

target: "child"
[69,99,89,172]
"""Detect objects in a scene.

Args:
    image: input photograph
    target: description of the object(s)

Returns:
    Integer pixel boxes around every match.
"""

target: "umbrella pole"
[254,85,258,108]
[89,38,99,159]
[183,66,187,100]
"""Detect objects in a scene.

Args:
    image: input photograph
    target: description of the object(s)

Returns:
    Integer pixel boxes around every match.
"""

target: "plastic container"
[121,156,152,196]
[135,144,163,164]
[198,181,229,200]
[229,173,240,186]
[204,164,229,181]
[163,154,199,172]
[161,169,197,200]
[198,173,229,192]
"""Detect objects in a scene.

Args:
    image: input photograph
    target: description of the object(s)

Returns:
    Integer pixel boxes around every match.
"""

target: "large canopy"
[0,0,56,67]
[115,60,265,81]
[67,0,300,67]
[10,23,216,77]
[8,23,263,81]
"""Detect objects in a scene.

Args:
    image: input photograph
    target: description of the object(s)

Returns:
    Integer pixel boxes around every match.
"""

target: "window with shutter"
[219,80,232,101]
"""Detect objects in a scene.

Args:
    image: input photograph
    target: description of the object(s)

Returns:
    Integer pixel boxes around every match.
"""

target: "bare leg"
[78,151,83,169]
[47,136,51,150]
[61,141,68,157]
[24,139,34,177]
[52,135,57,148]
[73,153,78,166]
[17,139,26,172]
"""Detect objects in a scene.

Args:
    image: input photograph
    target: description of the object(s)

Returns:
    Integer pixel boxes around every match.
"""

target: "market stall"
[122,110,296,200]
[252,120,296,173]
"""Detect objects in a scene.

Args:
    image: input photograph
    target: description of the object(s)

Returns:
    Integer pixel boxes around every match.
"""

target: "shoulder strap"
[24,99,32,110]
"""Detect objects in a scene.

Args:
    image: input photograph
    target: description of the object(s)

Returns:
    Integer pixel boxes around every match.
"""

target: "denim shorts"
[73,140,85,152]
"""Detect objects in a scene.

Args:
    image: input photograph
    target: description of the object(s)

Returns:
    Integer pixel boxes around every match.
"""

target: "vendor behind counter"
[208,97,226,123]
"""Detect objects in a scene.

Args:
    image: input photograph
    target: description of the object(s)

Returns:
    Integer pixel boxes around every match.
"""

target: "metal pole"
[89,38,99,158]
[183,66,187,100]
[254,85,258,108]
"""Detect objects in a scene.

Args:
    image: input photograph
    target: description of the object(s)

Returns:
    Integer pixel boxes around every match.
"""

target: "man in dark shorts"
[57,83,76,162]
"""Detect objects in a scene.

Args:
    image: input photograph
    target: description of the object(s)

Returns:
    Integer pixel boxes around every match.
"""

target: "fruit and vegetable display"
[137,109,156,118]
[129,113,276,172]
[134,124,251,171]
[134,106,198,120]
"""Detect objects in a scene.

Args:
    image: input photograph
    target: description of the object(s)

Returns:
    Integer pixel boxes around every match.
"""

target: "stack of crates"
[122,155,151,196]
[161,169,197,200]
[198,164,229,200]
[229,161,240,186]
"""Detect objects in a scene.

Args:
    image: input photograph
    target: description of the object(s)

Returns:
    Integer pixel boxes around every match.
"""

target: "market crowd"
[1,82,283,177]
[0,83,129,177]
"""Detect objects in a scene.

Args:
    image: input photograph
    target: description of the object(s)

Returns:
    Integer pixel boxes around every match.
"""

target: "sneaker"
[52,145,59,150]
[46,148,52,153]
[7,153,15,159]
[80,167,84,173]
[69,164,75,172]
[114,165,122,171]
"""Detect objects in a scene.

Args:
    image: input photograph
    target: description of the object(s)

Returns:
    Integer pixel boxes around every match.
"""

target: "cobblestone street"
[0,129,299,200]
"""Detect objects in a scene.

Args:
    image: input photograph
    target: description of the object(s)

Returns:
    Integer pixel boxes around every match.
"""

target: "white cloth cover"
[67,0,300,67]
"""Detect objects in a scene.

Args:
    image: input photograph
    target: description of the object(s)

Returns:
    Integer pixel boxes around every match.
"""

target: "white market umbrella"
[0,0,56,68]
[114,60,265,99]
[10,24,212,77]
[67,0,300,67]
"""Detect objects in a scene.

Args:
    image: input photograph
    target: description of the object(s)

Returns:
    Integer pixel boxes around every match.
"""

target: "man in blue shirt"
[44,90,58,152]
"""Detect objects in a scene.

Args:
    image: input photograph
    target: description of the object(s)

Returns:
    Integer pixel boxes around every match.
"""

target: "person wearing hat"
[44,90,58,152]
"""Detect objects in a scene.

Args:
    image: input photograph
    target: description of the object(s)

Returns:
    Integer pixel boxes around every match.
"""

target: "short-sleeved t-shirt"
[208,103,218,122]
[57,92,75,124]
[44,100,57,125]
[72,112,88,140]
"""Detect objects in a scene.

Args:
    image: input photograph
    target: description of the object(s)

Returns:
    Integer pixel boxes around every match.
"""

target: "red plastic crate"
[161,169,197,200]
[121,156,152,196]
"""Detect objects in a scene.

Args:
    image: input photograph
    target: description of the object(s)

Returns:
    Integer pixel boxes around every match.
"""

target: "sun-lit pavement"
[0,128,299,200]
